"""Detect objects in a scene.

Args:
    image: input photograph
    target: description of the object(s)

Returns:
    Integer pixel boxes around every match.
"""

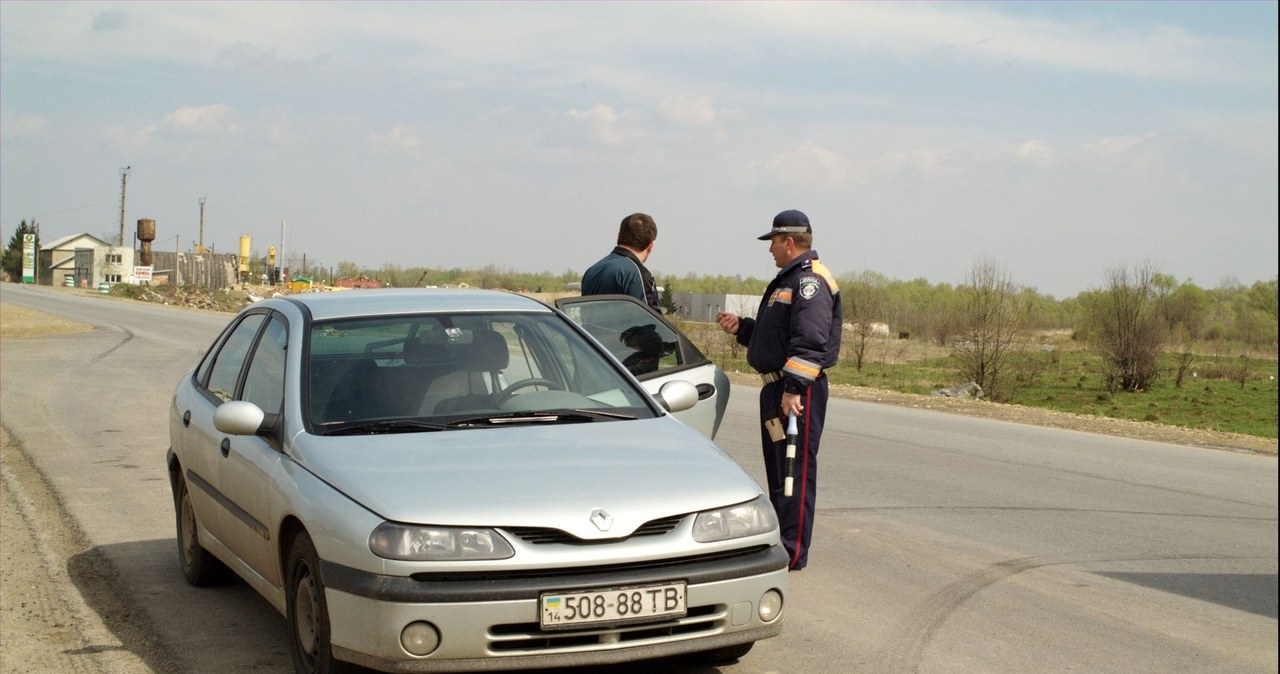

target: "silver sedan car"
[167,288,786,673]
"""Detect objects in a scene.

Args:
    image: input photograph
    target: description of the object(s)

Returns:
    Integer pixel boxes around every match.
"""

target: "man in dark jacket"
[716,209,841,571]
[581,213,660,310]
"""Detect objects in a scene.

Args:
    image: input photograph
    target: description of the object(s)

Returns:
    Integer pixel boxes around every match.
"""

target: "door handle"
[220,438,231,458]
[183,410,191,427]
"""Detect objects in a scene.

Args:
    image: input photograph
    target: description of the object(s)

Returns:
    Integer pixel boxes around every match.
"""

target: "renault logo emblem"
[590,508,613,532]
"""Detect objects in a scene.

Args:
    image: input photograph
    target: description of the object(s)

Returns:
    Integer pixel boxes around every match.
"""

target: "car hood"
[289,417,762,540]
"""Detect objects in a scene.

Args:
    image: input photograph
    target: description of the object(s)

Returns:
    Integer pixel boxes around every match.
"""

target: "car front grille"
[487,604,721,653]
[503,514,686,545]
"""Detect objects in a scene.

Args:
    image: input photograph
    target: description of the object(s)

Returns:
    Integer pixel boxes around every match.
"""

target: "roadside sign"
[21,234,35,283]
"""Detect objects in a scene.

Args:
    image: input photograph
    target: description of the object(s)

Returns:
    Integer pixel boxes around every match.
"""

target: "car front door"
[180,312,267,556]
[554,294,729,439]
[217,313,287,586]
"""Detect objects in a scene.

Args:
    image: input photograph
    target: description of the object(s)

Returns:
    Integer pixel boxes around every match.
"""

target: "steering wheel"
[492,378,563,406]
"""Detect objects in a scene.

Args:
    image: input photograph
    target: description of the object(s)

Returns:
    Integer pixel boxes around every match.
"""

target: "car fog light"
[401,621,440,656]
[758,590,783,623]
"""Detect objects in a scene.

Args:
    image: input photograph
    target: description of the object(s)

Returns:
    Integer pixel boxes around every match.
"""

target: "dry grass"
[0,302,93,339]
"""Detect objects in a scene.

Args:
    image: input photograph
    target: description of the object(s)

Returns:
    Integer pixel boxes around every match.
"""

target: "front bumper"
[322,545,788,672]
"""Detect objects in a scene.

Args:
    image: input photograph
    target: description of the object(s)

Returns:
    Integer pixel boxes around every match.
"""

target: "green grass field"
[681,321,1278,439]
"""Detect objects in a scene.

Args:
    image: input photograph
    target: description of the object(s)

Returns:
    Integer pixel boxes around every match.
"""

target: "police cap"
[757,209,812,240]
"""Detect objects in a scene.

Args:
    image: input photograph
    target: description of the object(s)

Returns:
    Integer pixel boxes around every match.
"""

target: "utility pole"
[118,166,131,247]
[280,220,287,285]
[198,197,207,253]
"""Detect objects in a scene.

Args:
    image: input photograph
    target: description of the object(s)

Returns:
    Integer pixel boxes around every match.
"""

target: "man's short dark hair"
[617,213,657,249]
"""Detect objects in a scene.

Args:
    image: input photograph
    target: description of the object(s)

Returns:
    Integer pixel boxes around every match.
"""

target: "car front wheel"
[286,532,347,674]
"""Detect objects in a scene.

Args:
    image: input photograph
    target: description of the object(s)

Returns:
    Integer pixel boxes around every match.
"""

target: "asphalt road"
[1,283,1276,674]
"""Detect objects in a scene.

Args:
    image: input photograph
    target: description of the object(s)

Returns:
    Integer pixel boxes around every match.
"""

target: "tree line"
[6,225,1274,402]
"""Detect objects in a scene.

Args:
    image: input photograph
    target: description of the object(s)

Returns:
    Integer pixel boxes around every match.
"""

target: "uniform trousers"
[758,376,828,570]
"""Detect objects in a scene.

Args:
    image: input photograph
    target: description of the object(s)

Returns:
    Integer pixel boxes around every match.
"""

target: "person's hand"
[781,392,803,417]
[716,312,739,335]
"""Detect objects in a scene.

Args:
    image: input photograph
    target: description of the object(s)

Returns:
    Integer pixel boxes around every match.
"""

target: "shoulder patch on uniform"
[799,276,820,300]
[811,260,839,293]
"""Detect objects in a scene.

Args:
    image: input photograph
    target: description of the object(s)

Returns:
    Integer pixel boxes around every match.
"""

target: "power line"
[0,197,118,228]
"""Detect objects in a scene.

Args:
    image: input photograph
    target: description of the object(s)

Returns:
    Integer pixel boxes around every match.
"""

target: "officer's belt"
[760,371,782,384]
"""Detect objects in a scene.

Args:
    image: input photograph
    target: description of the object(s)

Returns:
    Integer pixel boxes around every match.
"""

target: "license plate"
[540,581,687,629]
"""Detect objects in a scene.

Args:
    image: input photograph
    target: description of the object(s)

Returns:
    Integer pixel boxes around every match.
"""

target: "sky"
[1,1,1276,299]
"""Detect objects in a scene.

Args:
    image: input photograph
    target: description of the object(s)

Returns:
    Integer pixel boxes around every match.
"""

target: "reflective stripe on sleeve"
[783,357,821,381]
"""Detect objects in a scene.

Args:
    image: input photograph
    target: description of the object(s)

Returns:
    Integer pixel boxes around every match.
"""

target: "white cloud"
[880,146,951,176]
[369,124,424,158]
[1015,140,1055,167]
[757,141,853,186]
[566,104,633,145]
[105,124,157,152]
[163,105,234,133]
[4,116,50,137]
[1086,132,1160,158]
[660,94,718,126]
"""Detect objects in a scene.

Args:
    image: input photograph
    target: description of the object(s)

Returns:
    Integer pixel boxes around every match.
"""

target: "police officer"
[716,209,841,571]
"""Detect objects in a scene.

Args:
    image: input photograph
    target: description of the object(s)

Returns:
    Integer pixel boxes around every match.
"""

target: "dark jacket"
[736,250,842,394]
[581,247,660,309]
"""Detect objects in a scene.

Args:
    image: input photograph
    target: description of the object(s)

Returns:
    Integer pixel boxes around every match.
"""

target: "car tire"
[286,532,349,674]
[175,478,230,586]
[685,641,754,664]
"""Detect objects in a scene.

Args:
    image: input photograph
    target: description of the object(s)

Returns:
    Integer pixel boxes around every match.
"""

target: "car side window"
[241,315,287,413]
[205,314,266,402]
[565,301,682,377]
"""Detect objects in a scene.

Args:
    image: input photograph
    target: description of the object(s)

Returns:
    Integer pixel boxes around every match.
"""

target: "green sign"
[21,233,35,284]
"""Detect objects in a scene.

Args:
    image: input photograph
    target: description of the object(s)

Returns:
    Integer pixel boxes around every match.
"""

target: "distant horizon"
[23,225,1274,304]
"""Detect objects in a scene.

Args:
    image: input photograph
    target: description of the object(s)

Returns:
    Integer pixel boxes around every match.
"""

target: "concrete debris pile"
[111,284,273,313]
[930,381,985,399]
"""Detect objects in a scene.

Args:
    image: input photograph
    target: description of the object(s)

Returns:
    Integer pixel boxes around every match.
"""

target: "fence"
[149,251,239,289]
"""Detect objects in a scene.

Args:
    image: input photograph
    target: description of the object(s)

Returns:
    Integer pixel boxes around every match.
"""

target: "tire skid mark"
[877,556,1044,673]
[875,552,1269,673]
[91,325,135,362]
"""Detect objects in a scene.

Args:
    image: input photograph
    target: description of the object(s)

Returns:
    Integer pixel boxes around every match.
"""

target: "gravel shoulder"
[2,427,170,674]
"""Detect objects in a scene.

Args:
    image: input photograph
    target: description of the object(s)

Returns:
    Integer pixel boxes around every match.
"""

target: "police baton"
[783,412,798,497]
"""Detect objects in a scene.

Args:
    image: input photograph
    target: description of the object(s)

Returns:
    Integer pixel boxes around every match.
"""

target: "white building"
[39,233,135,288]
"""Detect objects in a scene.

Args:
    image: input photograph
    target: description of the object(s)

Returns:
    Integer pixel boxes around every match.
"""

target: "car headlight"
[692,495,778,543]
[369,523,515,561]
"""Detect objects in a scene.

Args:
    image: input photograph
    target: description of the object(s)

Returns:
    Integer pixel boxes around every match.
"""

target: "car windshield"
[307,311,655,432]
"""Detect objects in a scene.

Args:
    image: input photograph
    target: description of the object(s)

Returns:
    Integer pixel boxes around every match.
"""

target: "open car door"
[554,294,729,440]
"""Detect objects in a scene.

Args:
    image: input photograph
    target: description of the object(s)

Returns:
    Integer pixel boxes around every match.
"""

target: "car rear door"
[554,294,729,439]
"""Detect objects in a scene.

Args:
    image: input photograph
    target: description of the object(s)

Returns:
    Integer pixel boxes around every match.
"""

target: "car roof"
[272,288,555,321]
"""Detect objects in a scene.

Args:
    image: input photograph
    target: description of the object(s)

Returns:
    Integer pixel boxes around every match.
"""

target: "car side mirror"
[654,380,698,414]
[214,400,272,436]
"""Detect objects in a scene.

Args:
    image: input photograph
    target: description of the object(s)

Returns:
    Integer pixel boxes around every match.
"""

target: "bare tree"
[952,258,1032,402]
[1086,263,1164,392]
[843,271,887,371]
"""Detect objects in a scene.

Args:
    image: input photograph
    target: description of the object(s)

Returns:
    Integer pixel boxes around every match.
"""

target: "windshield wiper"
[569,408,637,420]
[447,408,635,428]
[323,419,448,435]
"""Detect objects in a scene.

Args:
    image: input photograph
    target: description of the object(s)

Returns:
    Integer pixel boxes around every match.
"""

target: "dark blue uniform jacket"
[736,250,842,394]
